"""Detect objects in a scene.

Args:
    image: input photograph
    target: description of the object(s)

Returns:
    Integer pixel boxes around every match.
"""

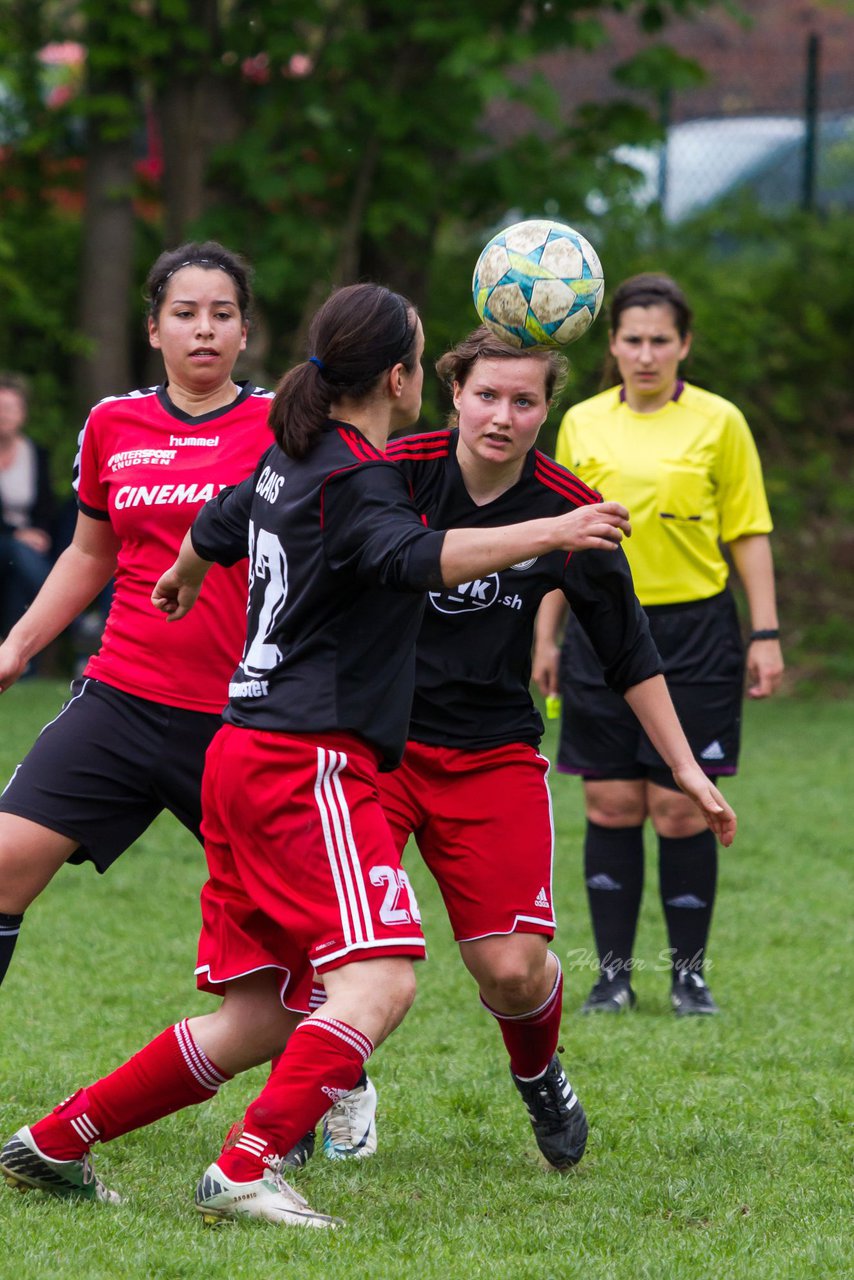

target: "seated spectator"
[0,376,55,637]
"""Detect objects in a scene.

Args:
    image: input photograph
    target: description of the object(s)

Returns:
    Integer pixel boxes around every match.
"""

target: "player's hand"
[671,763,737,847]
[0,638,29,694]
[552,501,631,553]
[151,565,202,621]
[746,638,784,699]
[532,640,561,697]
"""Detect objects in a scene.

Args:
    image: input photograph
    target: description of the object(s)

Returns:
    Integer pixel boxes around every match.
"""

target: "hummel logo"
[535,887,550,908]
[700,739,725,760]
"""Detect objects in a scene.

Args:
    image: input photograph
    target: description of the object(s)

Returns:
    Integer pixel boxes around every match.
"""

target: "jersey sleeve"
[714,405,773,542]
[323,461,446,591]
[191,473,256,566]
[563,546,662,694]
[74,414,110,519]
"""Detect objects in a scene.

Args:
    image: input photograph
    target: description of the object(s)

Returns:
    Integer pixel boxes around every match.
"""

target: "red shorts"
[377,741,556,943]
[196,725,426,1013]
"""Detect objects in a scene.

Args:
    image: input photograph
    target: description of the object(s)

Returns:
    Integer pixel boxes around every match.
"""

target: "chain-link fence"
[544,3,854,222]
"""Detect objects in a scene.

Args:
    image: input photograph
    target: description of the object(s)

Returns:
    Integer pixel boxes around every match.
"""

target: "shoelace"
[271,1164,311,1210]
[531,1071,572,1130]
[324,1098,359,1146]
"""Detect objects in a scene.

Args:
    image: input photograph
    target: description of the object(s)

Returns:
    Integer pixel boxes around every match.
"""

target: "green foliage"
[2,0,850,683]
[1,684,852,1278]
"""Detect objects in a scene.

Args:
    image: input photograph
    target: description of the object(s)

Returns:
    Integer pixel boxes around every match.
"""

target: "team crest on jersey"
[509,558,538,571]
[429,574,500,614]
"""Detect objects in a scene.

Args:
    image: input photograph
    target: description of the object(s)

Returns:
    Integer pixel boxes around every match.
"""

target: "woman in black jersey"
[1,287,640,1229]
[382,327,737,1171]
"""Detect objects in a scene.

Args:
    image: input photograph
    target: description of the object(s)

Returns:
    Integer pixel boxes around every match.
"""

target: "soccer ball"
[472,219,604,348]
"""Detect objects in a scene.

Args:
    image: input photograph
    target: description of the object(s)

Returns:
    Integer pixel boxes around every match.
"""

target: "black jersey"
[191,420,445,768]
[386,428,661,750]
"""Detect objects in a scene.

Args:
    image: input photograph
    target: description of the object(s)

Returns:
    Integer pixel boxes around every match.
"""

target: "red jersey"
[74,382,273,713]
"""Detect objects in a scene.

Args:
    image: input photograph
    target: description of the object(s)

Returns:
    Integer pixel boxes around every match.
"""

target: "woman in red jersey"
[0,241,274,987]
[0,285,642,1229]
[381,327,736,1171]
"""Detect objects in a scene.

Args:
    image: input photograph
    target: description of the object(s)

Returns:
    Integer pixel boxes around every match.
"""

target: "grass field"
[0,682,851,1280]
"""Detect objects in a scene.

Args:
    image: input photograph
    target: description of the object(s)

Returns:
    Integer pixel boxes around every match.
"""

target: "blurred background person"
[534,272,783,1017]
[0,374,55,640]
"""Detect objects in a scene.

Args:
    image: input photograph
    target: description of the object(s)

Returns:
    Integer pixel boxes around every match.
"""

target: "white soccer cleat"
[0,1126,121,1204]
[194,1161,340,1227]
[322,1074,378,1161]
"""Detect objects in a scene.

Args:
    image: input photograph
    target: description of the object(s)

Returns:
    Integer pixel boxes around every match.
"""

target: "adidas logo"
[666,894,707,909]
[699,739,725,760]
[534,887,550,908]
[321,1085,349,1104]
[586,873,621,891]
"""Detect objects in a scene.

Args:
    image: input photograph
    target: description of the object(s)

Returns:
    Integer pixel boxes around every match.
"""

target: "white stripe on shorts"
[314,748,375,949]
[1,680,91,798]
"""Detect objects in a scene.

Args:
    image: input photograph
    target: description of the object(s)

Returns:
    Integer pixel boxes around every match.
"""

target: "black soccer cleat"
[511,1054,588,1170]
[581,970,638,1014]
[671,969,719,1016]
[281,1129,316,1170]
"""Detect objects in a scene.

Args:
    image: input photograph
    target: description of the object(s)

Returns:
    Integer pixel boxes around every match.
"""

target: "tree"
[1,0,716,424]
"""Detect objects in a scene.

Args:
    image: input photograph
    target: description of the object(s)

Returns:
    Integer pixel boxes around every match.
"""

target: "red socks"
[481,955,564,1079]
[217,1017,372,1182]
[30,1020,231,1160]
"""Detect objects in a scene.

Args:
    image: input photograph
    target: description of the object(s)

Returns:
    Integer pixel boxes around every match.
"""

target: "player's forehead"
[160,264,240,307]
[614,303,679,338]
[465,355,547,395]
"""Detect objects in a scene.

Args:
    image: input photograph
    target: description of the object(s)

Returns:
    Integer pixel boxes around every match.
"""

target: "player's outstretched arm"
[151,529,213,621]
[623,674,737,847]
[439,501,631,588]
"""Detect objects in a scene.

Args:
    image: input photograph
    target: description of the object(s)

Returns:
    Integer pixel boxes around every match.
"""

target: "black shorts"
[0,677,223,872]
[557,590,745,789]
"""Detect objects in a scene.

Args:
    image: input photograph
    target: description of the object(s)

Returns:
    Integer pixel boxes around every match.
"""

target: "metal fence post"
[802,31,820,212]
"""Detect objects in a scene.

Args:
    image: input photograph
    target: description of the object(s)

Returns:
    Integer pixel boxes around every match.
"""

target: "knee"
[0,835,53,914]
[382,964,417,1024]
[584,780,647,828]
[650,793,708,840]
[478,956,546,1013]
[586,799,646,828]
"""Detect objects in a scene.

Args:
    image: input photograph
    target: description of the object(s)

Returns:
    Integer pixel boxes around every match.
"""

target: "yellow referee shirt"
[555,382,773,606]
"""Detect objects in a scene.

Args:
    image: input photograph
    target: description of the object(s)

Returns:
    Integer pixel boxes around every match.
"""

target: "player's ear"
[148,316,161,350]
[452,380,463,411]
[679,331,693,361]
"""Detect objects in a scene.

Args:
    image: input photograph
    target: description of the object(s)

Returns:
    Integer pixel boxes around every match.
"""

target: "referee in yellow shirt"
[534,273,784,1016]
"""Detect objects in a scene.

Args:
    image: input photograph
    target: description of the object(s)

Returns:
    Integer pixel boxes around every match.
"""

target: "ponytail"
[270,283,418,459]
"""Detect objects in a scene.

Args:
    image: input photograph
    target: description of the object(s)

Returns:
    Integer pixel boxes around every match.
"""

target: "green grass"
[1,682,852,1279]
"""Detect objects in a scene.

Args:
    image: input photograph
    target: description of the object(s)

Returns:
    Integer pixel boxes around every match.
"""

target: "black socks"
[584,821,644,978]
[0,912,23,986]
[659,830,717,977]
